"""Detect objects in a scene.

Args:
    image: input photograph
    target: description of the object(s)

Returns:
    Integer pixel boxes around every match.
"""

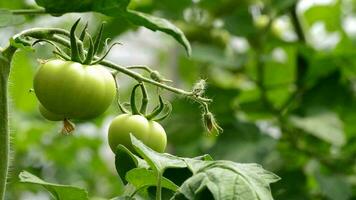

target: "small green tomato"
[108,114,167,153]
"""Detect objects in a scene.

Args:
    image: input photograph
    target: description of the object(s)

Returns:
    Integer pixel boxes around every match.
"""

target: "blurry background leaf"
[0,9,25,27]
[289,108,345,146]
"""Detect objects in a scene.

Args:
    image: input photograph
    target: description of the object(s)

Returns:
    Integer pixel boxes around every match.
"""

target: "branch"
[11,28,212,104]
[10,8,46,15]
[278,4,308,116]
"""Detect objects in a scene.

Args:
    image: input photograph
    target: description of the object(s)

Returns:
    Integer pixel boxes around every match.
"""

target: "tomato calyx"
[117,82,172,122]
[32,19,122,66]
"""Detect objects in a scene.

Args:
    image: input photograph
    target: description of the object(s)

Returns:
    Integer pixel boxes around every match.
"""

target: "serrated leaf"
[0,9,25,27]
[126,135,279,199]
[130,134,187,172]
[173,161,280,200]
[289,109,345,146]
[237,163,281,184]
[126,168,179,191]
[34,0,191,55]
[19,171,89,200]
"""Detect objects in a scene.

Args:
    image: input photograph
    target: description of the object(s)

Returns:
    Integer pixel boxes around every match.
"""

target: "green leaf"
[316,174,352,200]
[289,109,346,146]
[0,9,25,27]
[191,44,244,68]
[223,6,255,37]
[19,171,89,200]
[34,0,191,55]
[126,168,179,191]
[9,38,34,51]
[130,134,187,172]
[129,134,212,186]
[124,10,191,56]
[173,161,280,200]
[115,145,149,184]
[128,135,279,200]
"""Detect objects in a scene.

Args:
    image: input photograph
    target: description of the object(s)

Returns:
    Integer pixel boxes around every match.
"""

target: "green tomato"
[39,104,64,121]
[34,59,116,120]
[108,114,167,153]
[146,121,167,153]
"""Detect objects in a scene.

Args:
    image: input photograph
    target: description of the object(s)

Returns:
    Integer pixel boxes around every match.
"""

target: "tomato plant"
[2,0,355,200]
[0,1,301,198]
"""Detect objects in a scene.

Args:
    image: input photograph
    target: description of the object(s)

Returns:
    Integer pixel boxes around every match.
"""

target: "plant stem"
[10,8,46,15]
[156,172,162,200]
[0,46,17,200]
[139,83,149,114]
[278,4,307,115]
[12,29,211,103]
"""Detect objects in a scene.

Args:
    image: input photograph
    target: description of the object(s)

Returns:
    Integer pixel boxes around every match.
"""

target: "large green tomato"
[39,103,64,121]
[108,114,167,153]
[34,59,116,120]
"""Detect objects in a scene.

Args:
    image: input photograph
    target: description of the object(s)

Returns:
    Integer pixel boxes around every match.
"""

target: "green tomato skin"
[108,114,167,153]
[39,104,64,121]
[33,59,116,120]
[146,121,167,153]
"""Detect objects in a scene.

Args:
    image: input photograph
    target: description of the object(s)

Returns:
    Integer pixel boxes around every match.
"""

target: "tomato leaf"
[126,168,179,191]
[130,133,187,172]
[34,0,191,56]
[173,161,280,200]
[124,10,191,56]
[289,108,345,146]
[115,144,149,184]
[19,171,89,200]
[128,134,280,199]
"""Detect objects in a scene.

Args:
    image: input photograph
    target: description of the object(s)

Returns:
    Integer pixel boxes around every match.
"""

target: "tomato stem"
[112,73,130,114]
[152,102,172,122]
[127,65,152,73]
[0,45,17,200]
[91,42,122,65]
[156,172,162,200]
[130,84,141,115]
[146,96,164,120]
[139,83,149,114]
[10,8,46,15]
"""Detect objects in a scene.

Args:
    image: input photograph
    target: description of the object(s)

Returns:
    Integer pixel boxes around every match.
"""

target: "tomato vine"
[0,20,220,200]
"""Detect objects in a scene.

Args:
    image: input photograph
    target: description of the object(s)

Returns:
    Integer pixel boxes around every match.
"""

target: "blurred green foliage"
[1,0,356,199]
